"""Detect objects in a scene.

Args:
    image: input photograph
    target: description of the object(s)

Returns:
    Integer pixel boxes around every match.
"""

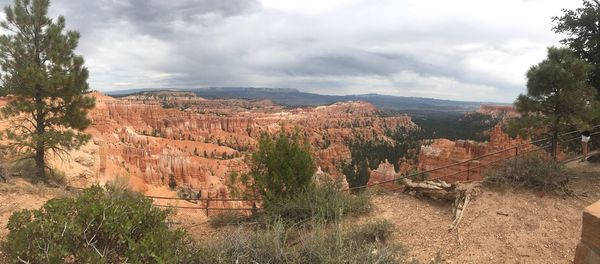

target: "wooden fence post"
[466,162,470,181]
[551,132,558,160]
[205,197,210,216]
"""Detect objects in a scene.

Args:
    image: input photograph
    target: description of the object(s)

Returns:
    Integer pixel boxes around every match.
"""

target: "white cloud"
[0,0,586,102]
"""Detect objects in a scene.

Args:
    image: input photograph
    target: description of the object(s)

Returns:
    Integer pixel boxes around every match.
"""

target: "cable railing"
[342,125,600,192]
[66,185,260,215]
[66,125,600,214]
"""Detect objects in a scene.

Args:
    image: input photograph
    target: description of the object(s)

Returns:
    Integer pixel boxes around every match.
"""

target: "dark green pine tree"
[509,47,600,158]
[552,0,600,94]
[0,0,95,181]
[249,132,315,200]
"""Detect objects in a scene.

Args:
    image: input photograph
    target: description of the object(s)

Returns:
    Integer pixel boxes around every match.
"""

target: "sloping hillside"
[1,162,598,263]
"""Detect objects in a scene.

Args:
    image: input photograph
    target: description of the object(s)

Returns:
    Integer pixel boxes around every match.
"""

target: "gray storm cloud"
[0,0,584,102]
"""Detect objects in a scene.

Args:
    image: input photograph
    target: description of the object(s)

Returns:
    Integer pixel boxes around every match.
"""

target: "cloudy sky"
[0,0,585,102]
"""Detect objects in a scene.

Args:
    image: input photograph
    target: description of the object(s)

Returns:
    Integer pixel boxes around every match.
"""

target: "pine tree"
[552,0,600,94]
[0,0,95,181]
[509,47,600,158]
[235,132,316,201]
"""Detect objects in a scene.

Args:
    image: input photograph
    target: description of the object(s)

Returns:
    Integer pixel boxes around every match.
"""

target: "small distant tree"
[509,47,600,158]
[340,126,422,190]
[340,160,370,192]
[552,0,600,94]
[0,0,95,181]
[168,174,177,190]
[233,132,316,202]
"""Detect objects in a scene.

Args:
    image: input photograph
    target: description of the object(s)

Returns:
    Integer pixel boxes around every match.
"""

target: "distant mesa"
[105,87,494,113]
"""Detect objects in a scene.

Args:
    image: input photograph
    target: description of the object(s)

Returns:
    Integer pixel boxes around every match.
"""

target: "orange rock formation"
[11,92,413,199]
[476,105,519,119]
[417,125,532,182]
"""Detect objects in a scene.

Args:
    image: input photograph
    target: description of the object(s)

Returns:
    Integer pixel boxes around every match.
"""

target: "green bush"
[9,158,36,179]
[298,224,405,264]
[264,179,371,223]
[168,174,177,190]
[246,132,316,201]
[8,158,66,186]
[47,169,67,186]
[483,153,565,190]
[230,131,319,217]
[176,186,200,200]
[208,212,253,228]
[2,186,188,264]
[184,220,413,264]
[194,221,289,264]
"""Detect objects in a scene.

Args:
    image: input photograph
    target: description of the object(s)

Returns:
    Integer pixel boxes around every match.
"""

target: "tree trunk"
[551,129,558,160]
[35,144,45,182]
[34,85,46,181]
[551,114,560,160]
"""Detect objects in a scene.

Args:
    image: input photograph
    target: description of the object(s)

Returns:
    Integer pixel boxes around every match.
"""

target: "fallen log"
[399,178,478,231]
[450,192,470,230]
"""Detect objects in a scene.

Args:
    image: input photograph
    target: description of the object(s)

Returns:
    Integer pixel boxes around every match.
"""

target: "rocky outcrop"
[368,160,403,189]
[477,105,518,119]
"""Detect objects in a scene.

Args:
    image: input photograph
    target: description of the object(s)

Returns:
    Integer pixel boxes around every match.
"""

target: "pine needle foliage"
[0,0,95,181]
[508,47,600,157]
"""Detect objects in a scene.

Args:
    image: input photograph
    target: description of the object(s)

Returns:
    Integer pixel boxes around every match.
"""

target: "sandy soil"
[370,161,600,264]
[0,180,72,239]
[145,185,211,233]
[0,179,71,261]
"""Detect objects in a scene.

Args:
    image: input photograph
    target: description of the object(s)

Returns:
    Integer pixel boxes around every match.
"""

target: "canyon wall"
[365,123,534,186]
[40,92,413,198]
[1,91,522,198]
[476,105,518,119]
[417,125,532,182]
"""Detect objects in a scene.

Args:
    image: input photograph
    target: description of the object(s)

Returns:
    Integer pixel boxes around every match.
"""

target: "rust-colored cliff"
[34,92,413,197]
[417,125,532,182]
